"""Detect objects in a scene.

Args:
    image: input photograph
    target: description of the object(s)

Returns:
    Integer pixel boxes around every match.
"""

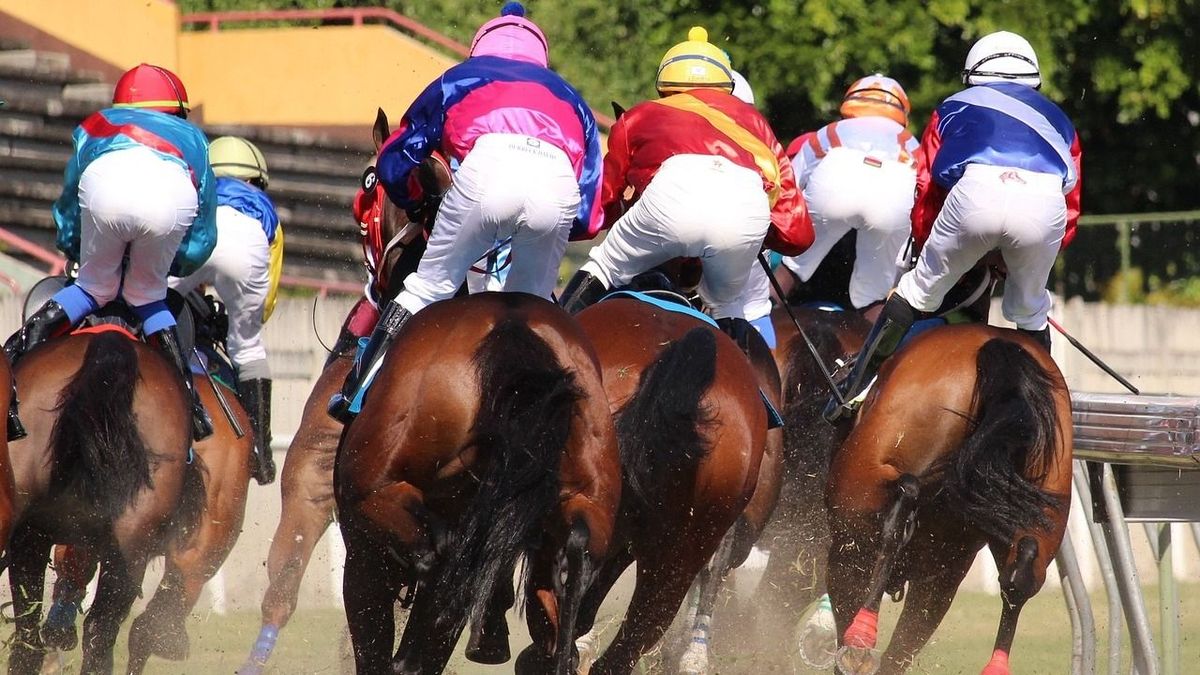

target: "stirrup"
[821,375,876,423]
[7,406,26,441]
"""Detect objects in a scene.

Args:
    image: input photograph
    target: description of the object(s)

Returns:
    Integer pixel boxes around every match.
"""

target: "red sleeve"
[1062,134,1082,248]
[910,111,946,250]
[759,119,814,256]
[599,116,632,231]
[785,132,815,160]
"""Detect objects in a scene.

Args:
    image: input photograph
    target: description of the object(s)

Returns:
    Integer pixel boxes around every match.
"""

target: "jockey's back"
[792,116,919,186]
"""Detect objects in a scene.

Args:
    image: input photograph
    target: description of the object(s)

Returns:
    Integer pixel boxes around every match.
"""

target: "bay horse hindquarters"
[336,292,620,675]
[5,332,196,675]
[0,355,12,560]
[826,324,1073,675]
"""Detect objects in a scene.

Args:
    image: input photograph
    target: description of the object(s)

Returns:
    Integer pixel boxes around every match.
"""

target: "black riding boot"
[558,270,608,315]
[328,301,412,423]
[240,378,275,485]
[716,316,753,355]
[146,325,214,441]
[1019,327,1051,353]
[4,300,75,441]
[822,293,919,423]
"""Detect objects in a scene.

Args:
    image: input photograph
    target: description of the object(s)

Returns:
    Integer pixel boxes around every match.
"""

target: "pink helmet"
[470,2,548,67]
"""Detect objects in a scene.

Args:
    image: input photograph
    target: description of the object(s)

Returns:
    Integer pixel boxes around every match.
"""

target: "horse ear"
[373,108,390,151]
[611,101,626,120]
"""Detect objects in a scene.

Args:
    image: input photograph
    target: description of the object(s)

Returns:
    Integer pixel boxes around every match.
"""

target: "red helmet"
[112,63,190,116]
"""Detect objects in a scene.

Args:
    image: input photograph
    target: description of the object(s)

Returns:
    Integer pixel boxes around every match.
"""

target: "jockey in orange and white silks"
[781,74,920,311]
[328,1,603,422]
[557,27,814,353]
[3,63,216,442]
[826,31,1083,423]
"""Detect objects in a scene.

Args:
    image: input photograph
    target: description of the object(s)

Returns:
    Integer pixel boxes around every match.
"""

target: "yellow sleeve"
[263,226,284,322]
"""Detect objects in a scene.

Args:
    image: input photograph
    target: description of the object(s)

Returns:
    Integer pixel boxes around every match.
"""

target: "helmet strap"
[472,19,548,54]
[844,86,907,112]
[147,64,188,119]
[962,51,1040,86]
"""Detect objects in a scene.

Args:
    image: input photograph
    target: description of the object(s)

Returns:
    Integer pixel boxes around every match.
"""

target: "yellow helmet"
[656,27,734,95]
[209,136,270,189]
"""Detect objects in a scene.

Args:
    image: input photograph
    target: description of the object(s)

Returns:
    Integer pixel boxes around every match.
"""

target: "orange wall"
[2,0,178,70]
[179,25,454,128]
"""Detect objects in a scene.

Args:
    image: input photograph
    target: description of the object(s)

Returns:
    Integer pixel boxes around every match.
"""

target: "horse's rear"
[335,292,620,675]
[0,355,13,560]
[6,331,196,675]
[571,298,767,675]
[826,323,1073,675]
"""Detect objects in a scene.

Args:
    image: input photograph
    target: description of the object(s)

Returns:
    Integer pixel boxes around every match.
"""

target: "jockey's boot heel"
[558,270,608,315]
[147,325,214,441]
[240,377,275,485]
[328,302,412,424]
[822,293,918,423]
[7,394,26,442]
[4,299,73,365]
[716,316,753,355]
[1019,327,1051,352]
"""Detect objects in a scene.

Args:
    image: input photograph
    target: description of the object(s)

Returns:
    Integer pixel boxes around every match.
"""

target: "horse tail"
[49,333,162,519]
[943,337,1066,542]
[782,316,845,473]
[615,326,717,510]
[434,319,583,635]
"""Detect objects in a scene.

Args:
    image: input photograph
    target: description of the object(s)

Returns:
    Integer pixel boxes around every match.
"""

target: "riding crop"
[1047,316,1140,395]
[756,252,845,405]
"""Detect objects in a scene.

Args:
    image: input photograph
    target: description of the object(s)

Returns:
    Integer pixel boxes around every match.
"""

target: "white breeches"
[75,146,198,308]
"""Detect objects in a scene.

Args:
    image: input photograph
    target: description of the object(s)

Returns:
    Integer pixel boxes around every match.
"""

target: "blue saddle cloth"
[603,290,785,429]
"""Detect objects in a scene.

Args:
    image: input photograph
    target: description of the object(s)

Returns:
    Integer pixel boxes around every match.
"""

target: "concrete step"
[61,82,111,107]
[0,49,69,73]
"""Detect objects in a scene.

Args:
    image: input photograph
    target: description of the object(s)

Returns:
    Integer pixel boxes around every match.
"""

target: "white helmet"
[731,70,755,105]
[962,30,1040,88]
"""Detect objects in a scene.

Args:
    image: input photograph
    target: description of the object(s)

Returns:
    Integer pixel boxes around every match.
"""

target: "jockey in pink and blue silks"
[329,1,603,422]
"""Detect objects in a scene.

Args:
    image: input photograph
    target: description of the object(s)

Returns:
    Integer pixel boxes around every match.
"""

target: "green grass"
[4,582,1198,674]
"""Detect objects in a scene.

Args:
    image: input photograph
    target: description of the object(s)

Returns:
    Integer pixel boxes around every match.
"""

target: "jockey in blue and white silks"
[4,63,217,442]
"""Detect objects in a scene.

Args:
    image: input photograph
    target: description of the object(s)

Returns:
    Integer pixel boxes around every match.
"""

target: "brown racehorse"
[553,297,766,675]
[3,330,203,675]
[827,324,1072,675]
[239,107,449,674]
[0,355,13,560]
[336,292,620,675]
[37,366,254,675]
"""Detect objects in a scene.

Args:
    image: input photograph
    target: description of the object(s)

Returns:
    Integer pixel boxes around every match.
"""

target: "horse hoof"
[797,606,837,670]
[835,644,881,675]
[40,622,77,651]
[513,645,556,674]
[465,636,511,665]
[38,650,66,675]
[676,640,710,674]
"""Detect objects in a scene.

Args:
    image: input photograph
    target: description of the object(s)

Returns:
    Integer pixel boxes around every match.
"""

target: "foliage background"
[184,0,1200,299]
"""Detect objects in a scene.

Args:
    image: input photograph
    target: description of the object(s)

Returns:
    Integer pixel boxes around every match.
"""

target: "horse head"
[359,108,453,303]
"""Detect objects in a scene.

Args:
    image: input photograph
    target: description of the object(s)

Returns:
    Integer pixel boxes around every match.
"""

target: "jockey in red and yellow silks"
[558,27,813,352]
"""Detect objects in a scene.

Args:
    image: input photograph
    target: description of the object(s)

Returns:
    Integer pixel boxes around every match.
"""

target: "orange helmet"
[839,74,910,126]
[112,63,190,117]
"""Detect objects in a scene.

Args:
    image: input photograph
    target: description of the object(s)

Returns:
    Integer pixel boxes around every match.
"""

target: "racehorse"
[827,324,1072,675]
[554,296,767,675]
[336,292,621,675]
[0,355,13,559]
[3,329,203,675]
[240,107,448,674]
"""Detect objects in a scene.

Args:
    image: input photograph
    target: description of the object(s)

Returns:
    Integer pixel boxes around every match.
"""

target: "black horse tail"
[616,326,717,511]
[782,315,846,474]
[943,337,1066,542]
[49,332,162,519]
[434,319,583,635]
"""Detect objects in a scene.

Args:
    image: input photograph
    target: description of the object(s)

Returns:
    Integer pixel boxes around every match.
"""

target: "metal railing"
[178,7,617,130]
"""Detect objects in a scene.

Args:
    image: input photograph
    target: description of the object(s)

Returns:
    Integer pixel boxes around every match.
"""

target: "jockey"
[170,136,282,484]
[327,1,603,422]
[826,31,1082,422]
[557,27,814,351]
[3,63,217,441]
[781,75,919,313]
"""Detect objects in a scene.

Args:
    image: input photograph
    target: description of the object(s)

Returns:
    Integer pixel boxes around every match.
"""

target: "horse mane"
[941,337,1066,542]
[615,326,717,513]
[49,333,164,519]
[432,317,583,635]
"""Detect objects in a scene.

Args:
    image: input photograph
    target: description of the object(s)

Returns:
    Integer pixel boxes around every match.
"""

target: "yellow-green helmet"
[656,27,734,95]
[209,136,269,189]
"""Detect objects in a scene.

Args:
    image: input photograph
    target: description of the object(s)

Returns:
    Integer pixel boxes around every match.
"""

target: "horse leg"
[340,522,402,675]
[515,519,595,675]
[833,473,920,675]
[876,551,975,675]
[979,533,1054,675]
[466,558,516,664]
[590,538,721,675]
[675,527,736,675]
[42,544,99,651]
[7,528,51,675]
[560,546,635,675]
[79,553,147,675]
